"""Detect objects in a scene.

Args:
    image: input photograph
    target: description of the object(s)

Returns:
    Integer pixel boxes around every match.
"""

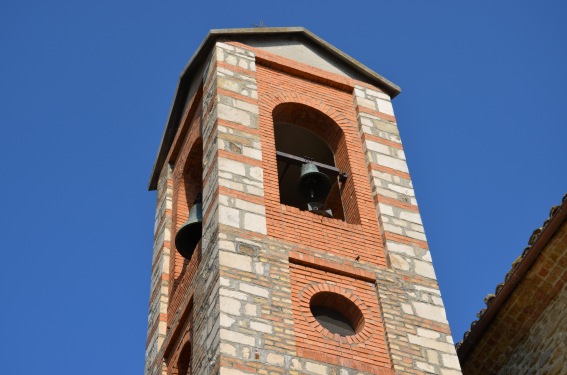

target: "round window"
[309,292,364,336]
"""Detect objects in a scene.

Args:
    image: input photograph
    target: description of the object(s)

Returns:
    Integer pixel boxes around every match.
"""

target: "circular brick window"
[310,292,364,336]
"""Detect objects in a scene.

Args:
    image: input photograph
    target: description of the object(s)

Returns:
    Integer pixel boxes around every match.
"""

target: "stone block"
[414,284,442,296]
[220,251,252,273]
[235,199,265,215]
[219,157,246,176]
[389,253,410,271]
[387,183,415,197]
[412,301,448,323]
[220,368,256,375]
[427,349,440,365]
[220,296,241,315]
[378,202,395,216]
[416,361,435,373]
[220,342,237,356]
[376,186,399,200]
[399,210,423,225]
[387,241,417,257]
[414,259,437,280]
[220,288,248,300]
[220,312,236,327]
[219,205,240,228]
[248,165,263,182]
[405,229,427,241]
[408,334,456,353]
[244,212,267,234]
[242,146,262,160]
[305,361,328,375]
[216,42,236,52]
[219,178,245,193]
[218,103,255,128]
[383,222,403,235]
[219,240,236,252]
[355,96,377,110]
[250,321,273,334]
[417,327,441,339]
[442,353,461,369]
[266,352,285,366]
[375,153,409,173]
[291,358,302,370]
[244,303,257,317]
[240,282,270,298]
[233,99,259,114]
[354,87,366,97]
[220,328,256,346]
[377,98,395,116]
[365,139,390,155]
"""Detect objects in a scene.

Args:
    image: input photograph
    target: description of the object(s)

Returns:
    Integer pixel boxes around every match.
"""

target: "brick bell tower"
[146,27,462,375]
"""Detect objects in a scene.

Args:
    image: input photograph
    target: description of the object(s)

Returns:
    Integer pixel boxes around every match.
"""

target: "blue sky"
[1,1,566,373]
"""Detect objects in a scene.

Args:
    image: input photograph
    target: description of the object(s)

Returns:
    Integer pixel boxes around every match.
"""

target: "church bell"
[174,194,203,260]
[296,162,332,202]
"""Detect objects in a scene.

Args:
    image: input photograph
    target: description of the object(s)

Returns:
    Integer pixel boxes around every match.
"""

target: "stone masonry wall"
[148,36,462,375]
[213,41,462,375]
[146,164,173,375]
[354,85,462,374]
[498,282,567,375]
[212,41,396,375]
[210,41,276,375]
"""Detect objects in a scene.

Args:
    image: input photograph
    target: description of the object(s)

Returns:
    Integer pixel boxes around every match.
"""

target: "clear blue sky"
[1,1,565,373]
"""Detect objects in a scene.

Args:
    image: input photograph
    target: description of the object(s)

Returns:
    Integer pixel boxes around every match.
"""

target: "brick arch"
[165,298,194,375]
[262,91,351,129]
[265,92,360,224]
[176,340,192,375]
[272,102,344,153]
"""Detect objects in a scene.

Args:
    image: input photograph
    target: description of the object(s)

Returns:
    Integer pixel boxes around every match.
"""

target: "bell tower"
[145,27,462,375]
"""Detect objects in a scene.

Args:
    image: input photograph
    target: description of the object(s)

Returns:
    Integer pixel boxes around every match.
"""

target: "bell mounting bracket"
[275,151,348,183]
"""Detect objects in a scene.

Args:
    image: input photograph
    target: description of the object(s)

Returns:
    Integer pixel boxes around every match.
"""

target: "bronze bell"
[175,194,203,260]
[296,162,331,202]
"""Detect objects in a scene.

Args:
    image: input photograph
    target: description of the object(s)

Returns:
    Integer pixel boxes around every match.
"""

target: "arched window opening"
[273,103,348,221]
[176,342,192,375]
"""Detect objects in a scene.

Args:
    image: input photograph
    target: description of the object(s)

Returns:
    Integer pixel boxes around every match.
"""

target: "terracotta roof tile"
[456,193,567,352]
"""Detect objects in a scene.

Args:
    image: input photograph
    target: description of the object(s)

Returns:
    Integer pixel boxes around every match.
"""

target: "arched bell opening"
[176,341,192,375]
[272,103,352,222]
[171,139,203,292]
[176,139,203,261]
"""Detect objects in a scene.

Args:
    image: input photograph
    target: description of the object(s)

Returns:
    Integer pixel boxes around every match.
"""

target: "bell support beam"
[275,151,348,182]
